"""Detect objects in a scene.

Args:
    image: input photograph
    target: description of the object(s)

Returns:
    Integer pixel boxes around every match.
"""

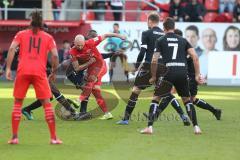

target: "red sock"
[92,89,108,113]
[43,103,56,139]
[79,82,94,101]
[12,101,23,138]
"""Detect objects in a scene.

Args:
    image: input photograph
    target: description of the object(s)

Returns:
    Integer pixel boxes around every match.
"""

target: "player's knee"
[181,97,190,103]
[132,86,141,94]
[191,96,197,103]
[15,98,23,104]
[93,85,101,90]
[39,99,51,105]
[152,96,161,102]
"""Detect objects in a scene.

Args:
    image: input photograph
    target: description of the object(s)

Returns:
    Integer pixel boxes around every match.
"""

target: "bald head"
[74,34,85,50]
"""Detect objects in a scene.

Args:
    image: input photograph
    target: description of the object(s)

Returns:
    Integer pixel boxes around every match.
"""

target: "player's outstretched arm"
[187,48,204,84]
[101,33,126,41]
[49,47,59,82]
[6,41,19,80]
[149,52,160,84]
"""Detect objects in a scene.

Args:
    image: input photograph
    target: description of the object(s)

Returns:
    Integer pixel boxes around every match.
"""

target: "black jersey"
[155,32,192,73]
[135,26,164,68]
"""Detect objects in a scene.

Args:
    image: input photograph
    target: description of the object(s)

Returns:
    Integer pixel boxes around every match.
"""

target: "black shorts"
[189,75,198,96]
[66,64,85,87]
[134,63,168,90]
[154,71,190,97]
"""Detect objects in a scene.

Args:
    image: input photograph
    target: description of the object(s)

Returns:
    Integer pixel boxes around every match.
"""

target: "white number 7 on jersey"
[168,43,178,59]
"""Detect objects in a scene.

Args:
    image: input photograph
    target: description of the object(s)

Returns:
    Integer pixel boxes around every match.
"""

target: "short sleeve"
[48,36,57,50]
[92,36,103,46]
[154,38,161,53]
[141,31,148,49]
[69,49,77,61]
[13,31,22,44]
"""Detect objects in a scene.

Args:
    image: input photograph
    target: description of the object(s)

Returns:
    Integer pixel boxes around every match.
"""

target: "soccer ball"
[55,103,72,120]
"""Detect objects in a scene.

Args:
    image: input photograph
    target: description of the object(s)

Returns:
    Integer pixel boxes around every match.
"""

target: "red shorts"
[95,61,107,86]
[13,75,52,99]
[86,61,103,80]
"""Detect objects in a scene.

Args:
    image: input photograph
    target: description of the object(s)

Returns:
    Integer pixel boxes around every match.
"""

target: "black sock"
[157,96,172,119]
[56,95,76,114]
[194,98,216,113]
[123,92,139,120]
[170,96,185,117]
[148,100,159,127]
[80,97,89,113]
[109,69,113,82]
[184,101,198,126]
[125,71,129,82]
[23,100,42,112]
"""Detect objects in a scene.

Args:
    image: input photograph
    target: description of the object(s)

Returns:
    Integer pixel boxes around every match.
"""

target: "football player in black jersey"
[116,12,187,125]
[141,17,203,134]
[152,29,221,121]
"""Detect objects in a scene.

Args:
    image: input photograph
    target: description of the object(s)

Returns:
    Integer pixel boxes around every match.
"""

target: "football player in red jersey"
[70,33,125,120]
[5,10,62,144]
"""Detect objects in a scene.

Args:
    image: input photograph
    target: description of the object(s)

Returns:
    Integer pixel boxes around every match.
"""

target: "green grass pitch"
[0,82,240,160]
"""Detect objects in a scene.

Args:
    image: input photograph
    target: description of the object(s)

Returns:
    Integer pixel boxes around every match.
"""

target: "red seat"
[154,0,170,12]
[140,12,148,21]
[86,11,95,20]
[215,13,233,22]
[141,0,155,10]
[80,11,95,20]
[203,12,218,22]
[159,12,169,21]
[205,0,219,11]
[223,12,233,22]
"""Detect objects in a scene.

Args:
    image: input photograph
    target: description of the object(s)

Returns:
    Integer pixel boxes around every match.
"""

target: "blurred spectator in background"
[0,0,3,20]
[185,25,203,57]
[219,0,235,13]
[223,25,240,51]
[185,0,206,22]
[0,47,6,76]
[52,0,63,20]
[0,0,14,19]
[233,0,240,22]
[109,0,123,21]
[169,0,185,21]
[58,40,71,63]
[94,0,107,20]
[200,28,218,79]
[108,23,129,83]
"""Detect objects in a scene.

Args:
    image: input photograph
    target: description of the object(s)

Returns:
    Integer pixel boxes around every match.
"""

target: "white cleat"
[140,126,153,134]
[99,112,114,120]
[194,125,202,135]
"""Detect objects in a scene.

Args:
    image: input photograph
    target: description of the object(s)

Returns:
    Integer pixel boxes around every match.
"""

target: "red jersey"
[69,36,103,64]
[12,29,56,77]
